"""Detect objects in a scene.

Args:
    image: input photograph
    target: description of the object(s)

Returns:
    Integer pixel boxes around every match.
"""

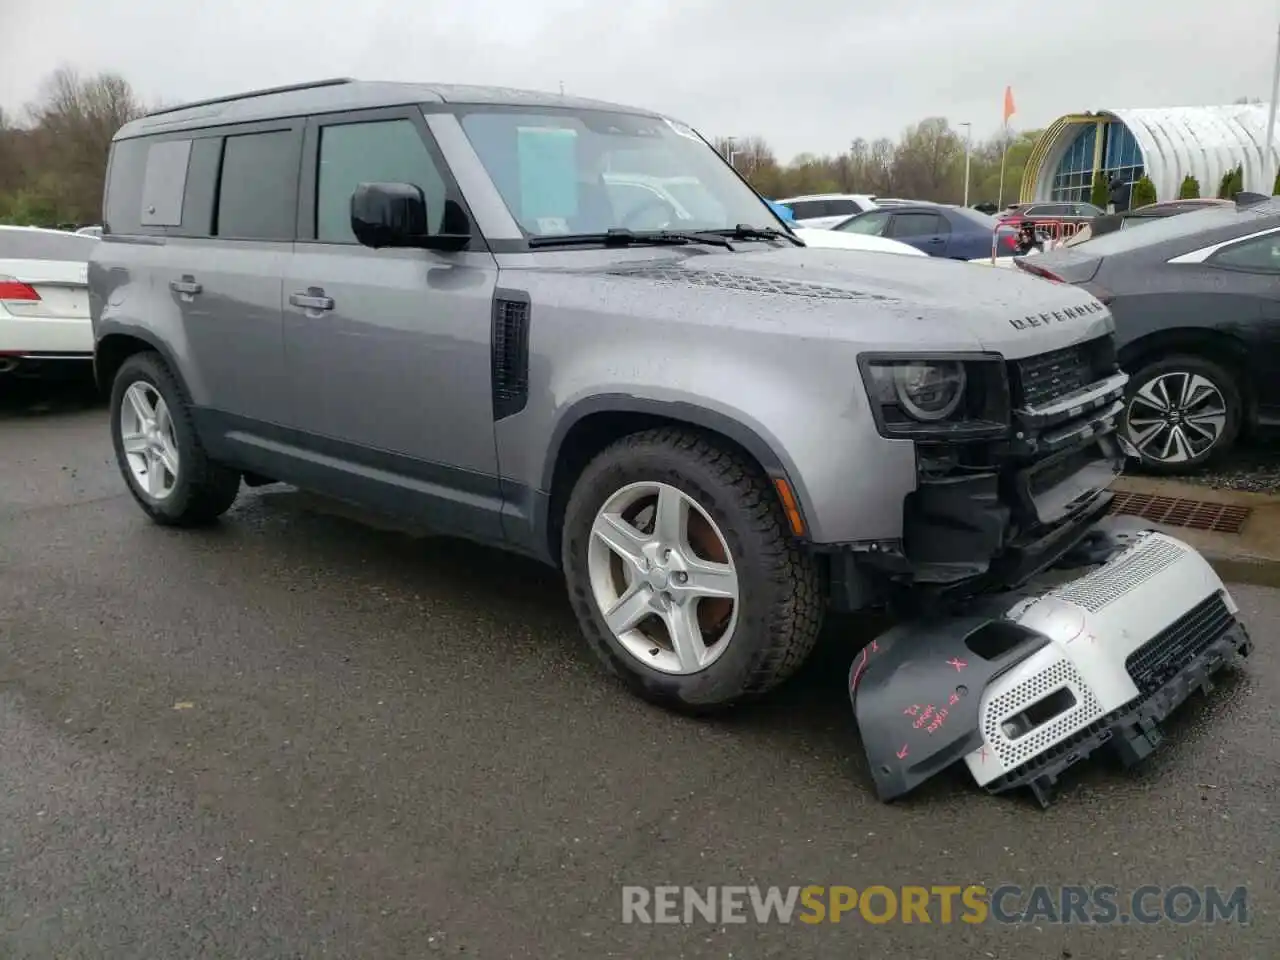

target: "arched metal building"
[1021,103,1279,204]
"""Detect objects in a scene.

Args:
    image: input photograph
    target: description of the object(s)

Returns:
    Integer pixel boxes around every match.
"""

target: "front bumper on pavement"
[850,525,1252,807]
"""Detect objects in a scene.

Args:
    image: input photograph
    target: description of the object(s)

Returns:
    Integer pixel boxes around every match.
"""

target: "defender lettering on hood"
[1009,300,1106,331]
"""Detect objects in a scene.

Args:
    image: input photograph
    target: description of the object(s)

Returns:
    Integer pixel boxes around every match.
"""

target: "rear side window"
[890,212,946,237]
[786,200,825,219]
[215,130,300,241]
[316,119,447,242]
[180,137,223,237]
[838,210,890,235]
[0,229,98,261]
[826,198,860,216]
[1209,231,1280,273]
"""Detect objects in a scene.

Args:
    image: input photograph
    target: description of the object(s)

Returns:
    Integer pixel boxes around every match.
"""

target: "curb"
[1202,554,1280,589]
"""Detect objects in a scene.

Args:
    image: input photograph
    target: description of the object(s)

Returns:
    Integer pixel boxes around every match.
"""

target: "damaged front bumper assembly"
[850,521,1253,807]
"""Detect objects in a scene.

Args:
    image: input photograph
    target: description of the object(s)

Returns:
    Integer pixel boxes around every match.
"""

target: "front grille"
[1125,592,1233,696]
[1012,344,1092,407]
[1011,336,1116,409]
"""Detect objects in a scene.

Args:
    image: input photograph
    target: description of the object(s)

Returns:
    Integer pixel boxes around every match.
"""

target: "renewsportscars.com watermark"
[621,885,1249,926]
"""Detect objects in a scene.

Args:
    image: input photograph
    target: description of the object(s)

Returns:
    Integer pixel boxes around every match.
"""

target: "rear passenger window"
[180,137,223,237]
[890,212,945,237]
[216,130,299,241]
[826,199,859,216]
[316,119,447,243]
[786,200,823,219]
[1209,232,1280,273]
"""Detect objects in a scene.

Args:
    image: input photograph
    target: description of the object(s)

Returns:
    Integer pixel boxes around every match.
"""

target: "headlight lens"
[860,354,1010,439]
[891,362,967,421]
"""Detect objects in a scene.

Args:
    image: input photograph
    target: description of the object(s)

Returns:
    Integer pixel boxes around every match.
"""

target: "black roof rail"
[144,77,357,118]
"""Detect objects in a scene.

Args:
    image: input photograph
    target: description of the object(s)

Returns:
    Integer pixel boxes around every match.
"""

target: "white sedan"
[793,226,927,257]
[0,226,98,377]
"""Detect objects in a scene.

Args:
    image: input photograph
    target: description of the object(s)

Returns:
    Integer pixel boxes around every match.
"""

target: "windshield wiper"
[709,224,805,247]
[528,228,734,250]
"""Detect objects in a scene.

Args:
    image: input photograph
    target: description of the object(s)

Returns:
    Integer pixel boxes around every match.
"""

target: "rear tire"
[561,427,823,712]
[109,352,241,525]
[1122,354,1241,475]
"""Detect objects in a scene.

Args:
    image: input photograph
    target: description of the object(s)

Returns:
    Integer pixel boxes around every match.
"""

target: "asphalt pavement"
[1,379,1276,959]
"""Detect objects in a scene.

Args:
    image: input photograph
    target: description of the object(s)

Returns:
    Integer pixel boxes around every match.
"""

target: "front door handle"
[289,288,335,312]
[170,276,202,297]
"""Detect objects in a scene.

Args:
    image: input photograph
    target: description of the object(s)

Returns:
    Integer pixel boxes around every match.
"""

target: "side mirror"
[350,182,469,251]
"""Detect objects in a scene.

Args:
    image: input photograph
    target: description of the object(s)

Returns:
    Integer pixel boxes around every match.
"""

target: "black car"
[1017,195,1280,474]
[1085,198,1233,240]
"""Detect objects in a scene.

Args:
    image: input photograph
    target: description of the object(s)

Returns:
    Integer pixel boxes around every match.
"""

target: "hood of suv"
[591,246,1114,360]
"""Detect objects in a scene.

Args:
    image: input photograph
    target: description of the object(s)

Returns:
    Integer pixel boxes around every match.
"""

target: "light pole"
[725,136,739,169]
[960,121,973,206]
[1265,12,1280,192]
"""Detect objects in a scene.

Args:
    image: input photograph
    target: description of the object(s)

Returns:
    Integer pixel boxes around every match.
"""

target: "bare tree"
[22,67,145,223]
[891,117,964,202]
[867,138,896,194]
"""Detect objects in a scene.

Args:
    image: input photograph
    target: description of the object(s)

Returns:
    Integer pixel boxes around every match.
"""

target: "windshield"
[457,109,780,237]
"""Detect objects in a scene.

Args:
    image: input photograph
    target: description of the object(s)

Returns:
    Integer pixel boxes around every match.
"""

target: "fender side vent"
[492,296,530,420]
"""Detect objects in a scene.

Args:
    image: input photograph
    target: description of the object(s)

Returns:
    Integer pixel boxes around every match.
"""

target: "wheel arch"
[95,326,188,400]
[1118,327,1256,427]
[540,396,812,564]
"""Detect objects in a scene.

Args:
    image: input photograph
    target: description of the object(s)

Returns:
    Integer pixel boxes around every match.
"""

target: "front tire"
[109,352,241,525]
[561,428,823,712]
[1122,354,1241,475]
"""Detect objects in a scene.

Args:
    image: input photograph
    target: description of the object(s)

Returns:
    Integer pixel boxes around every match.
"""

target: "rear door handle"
[170,277,202,296]
[289,289,335,311]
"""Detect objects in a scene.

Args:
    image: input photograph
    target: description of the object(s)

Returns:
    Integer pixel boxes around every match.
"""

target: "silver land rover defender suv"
[91,80,1250,804]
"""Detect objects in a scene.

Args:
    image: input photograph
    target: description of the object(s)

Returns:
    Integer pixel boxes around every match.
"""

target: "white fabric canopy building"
[1022,103,1279,204]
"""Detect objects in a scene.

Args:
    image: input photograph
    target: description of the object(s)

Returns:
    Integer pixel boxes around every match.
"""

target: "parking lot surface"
[1,382,1276,959]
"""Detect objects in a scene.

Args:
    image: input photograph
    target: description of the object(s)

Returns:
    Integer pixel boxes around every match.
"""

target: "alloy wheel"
[587,481,740,675]
[1125,371,1227,465]
[120,382,180,499]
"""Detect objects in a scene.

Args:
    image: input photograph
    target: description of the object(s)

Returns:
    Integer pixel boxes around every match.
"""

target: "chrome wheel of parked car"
[1123,356,1241,474]
[587,480,740,675]
[120,382,180,499]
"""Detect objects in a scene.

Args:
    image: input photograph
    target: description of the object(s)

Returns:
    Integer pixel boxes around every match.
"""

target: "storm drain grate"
[1109,492,1252,534]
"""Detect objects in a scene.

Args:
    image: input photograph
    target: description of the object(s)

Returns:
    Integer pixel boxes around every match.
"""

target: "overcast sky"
[3,0,1276,160]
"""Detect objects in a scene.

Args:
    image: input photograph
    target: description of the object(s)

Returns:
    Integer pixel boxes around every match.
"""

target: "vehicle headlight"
[891,362,966,421]
[859,354,1010,439]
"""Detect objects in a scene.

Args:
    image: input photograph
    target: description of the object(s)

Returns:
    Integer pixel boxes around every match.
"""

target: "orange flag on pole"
[1003,86,1016,126]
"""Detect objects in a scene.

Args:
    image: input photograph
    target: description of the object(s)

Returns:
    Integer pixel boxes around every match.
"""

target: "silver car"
[90,79,1250,805]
